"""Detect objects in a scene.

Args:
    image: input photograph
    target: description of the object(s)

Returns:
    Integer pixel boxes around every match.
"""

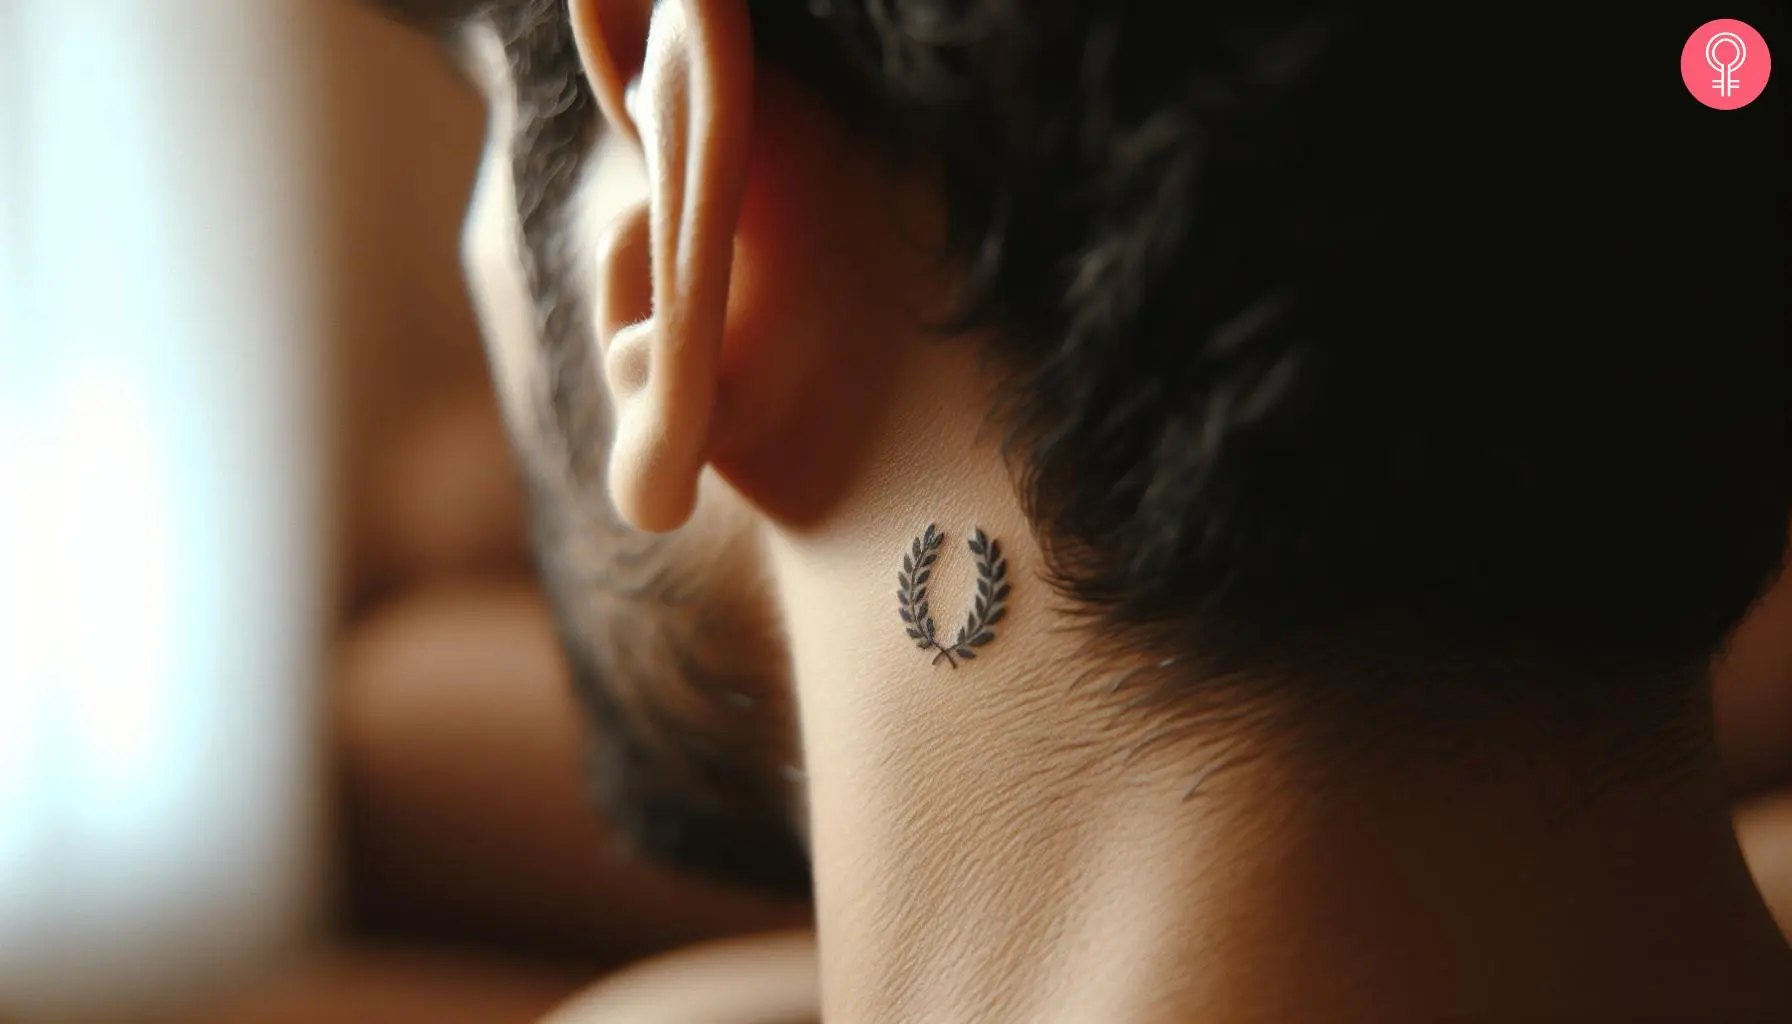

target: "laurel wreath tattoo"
[896,524,1010,669]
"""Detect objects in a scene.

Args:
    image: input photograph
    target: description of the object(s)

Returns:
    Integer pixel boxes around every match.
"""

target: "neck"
[807,716,1789,1023]
[745,339,1792,1023]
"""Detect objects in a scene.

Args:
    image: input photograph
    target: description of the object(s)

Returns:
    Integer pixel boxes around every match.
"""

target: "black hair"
[742,1,1789,707]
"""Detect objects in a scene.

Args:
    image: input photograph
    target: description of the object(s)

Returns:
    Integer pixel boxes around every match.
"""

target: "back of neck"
[793,672,1792,1022]
[746,331,1792,1022]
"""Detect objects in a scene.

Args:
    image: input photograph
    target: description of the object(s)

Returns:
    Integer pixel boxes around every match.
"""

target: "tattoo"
[896,524,1011,669]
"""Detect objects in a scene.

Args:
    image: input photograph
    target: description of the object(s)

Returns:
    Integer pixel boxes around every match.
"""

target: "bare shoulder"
[540,930,820,1024]
[1717,572,1792,941]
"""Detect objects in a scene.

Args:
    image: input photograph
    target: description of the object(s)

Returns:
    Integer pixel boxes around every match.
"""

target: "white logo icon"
[1706,31,1748,97]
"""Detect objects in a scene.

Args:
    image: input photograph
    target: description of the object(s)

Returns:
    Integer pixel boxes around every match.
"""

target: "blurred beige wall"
[314,3,495,616]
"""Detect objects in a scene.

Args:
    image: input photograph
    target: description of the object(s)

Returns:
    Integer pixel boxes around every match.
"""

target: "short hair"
[744,1,1788,708]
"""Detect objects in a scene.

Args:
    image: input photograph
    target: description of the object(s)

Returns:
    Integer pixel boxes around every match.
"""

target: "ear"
[572,0,754,532]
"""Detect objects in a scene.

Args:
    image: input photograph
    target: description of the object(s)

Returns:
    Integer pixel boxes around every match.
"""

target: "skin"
[539,930,820,1024]
[426,1,1792,1020]
[1721,563,1792,945]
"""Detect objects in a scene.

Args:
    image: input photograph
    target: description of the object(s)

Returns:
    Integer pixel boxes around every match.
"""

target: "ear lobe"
[576,0,755,532]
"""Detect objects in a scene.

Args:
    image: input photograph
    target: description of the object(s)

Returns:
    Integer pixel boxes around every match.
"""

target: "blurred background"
[0,3,805,1022]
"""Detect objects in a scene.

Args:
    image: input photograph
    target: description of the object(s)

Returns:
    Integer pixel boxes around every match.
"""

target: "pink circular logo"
[1682,19,1771,110]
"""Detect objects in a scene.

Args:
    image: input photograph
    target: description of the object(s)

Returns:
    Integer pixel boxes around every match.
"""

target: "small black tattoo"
[896,524,1010,669]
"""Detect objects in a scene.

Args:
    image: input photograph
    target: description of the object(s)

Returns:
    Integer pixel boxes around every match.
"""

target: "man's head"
[372,0,814,897]
[373,0,1787,895]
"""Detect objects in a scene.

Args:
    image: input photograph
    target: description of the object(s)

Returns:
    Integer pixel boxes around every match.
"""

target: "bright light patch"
[0,1,325,1015]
